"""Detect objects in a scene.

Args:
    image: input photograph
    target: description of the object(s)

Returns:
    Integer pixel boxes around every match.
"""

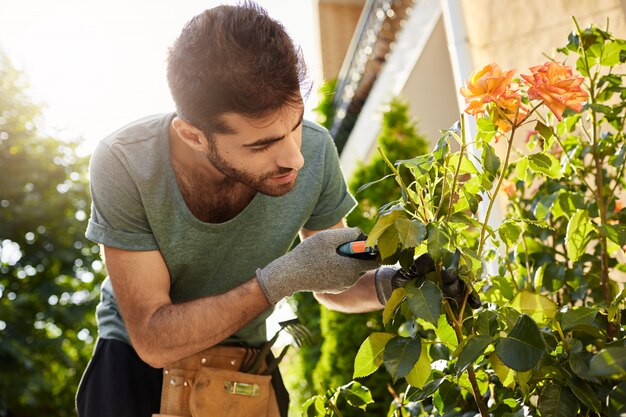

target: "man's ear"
[171,117,209,152]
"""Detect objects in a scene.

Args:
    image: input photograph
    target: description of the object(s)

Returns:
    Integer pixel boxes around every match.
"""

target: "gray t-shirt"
[86,113,356,347]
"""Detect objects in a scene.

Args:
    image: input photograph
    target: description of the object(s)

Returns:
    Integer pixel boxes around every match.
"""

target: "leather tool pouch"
[154,346,280,417]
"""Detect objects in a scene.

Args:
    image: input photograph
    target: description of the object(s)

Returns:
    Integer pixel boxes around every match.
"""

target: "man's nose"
[277,133,304,170]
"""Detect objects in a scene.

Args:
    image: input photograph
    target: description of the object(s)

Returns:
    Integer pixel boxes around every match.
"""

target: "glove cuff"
[256,267,279,305]
[374,265,399,305]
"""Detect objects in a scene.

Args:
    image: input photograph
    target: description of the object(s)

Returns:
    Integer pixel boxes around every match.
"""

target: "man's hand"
[256,227,379,304]
[374,252,481,308]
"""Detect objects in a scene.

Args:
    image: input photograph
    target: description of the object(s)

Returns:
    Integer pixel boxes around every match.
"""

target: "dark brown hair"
[166,1,308,138]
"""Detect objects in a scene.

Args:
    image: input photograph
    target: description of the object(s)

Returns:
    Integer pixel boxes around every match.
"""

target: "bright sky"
[0,0,321,153]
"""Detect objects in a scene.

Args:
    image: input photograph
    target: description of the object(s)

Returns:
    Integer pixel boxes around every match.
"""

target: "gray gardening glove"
[256,227,380,304]
[374,252,481,308]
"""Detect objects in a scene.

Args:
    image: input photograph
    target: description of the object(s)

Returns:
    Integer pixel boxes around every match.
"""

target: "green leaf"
[405,343,431,388]
[482,141,501,175]
[490,353,515,388]
[601,40,625,66]
[395,217,426,248]
[383,336,422,380]
[509,290,557,325]
[383,287,406,325]
[356,173,395,194]
[598,224,626,246]
[461,187,480,215]
[495,314,546,371]
[427,223,450,262]
[378,225,401,260]
[534,192,559,221]
[476,310,499,337]
[484,275,516,304]
[527,152,563,178]
[353,332,395,378]
[560,307,598,331]
[433,379,460,414]
[433,133,450,163]
[608,382,626,417]
[588,347,626,378]
[515,156,529,181]
[565,209,595,262]
[455,335,494,375]
[535,121,555,151]
[396,154,434,176]
[366,210,402,248]
[338,381,374,410]
[569,342,594,380]
[554,191,585,220]
[408,378,446,402]
[436,314,458,349]
[498,220,523,247]
[406,280,442,325]
[566,378,602,414]
[476,116,497,142]
[537,384,579,417]
[302,395,326,417]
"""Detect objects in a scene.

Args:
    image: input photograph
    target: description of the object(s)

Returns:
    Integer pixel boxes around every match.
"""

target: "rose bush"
[303,21,626,417]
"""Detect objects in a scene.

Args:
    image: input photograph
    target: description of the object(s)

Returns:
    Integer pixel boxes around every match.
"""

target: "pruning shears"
[336,240,379,260]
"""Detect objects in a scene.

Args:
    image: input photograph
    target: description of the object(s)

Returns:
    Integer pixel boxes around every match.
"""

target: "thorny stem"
[521,232,533,289]
[549,125,595,191]
[574,17,613,332]
[327,393,344,417]
[378,147,423,220]
[446,117,467,222]
[437,265,490,417]
[555,320,571,354]
[478,126,518,258]
[574,19,612,306]
[435,151,450,220]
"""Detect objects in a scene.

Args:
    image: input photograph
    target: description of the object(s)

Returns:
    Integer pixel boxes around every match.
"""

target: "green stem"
[573,16,613,330]
[327,392,344,417]
[438,266,489,417]
[446,117,467,222]
[477,128,517,258]
[378,147,422,218]
[549,126,595,191]
[555,321,570,354]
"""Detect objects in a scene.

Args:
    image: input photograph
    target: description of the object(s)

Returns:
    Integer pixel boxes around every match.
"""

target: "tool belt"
[152,345,281,417]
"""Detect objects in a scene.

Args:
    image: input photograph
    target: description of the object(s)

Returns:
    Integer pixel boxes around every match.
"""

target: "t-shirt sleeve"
[85,141,159,250]
[303,131,357,230]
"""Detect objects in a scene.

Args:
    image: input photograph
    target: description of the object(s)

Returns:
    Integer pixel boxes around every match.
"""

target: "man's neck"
[168,124,256,223]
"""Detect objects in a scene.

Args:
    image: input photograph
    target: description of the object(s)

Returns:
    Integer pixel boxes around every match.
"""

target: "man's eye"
[249,144,271,153]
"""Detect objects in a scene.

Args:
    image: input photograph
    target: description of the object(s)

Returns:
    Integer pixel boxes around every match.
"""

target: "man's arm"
[300,222,384,313]
[103,246,270,369]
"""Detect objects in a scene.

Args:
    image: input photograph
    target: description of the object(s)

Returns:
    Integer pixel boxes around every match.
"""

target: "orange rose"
[521,62,588,121]
[490,90,528,133]
[615,200,624,213]
[460,63,517,116]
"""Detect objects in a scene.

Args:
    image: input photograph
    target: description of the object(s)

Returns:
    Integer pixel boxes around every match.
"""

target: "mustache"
[262,167,297,180]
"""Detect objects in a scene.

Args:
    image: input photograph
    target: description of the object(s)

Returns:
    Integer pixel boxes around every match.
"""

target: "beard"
[206,142,297,197]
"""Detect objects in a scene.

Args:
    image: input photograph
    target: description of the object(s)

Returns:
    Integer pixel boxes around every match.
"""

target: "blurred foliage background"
[0,52,103,417]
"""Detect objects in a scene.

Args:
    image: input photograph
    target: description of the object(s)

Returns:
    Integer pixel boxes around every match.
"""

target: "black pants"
[76,338,290,417]
[76,338,162,417]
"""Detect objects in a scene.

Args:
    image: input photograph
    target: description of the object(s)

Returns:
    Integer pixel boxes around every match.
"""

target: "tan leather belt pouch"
[154,346,279,417]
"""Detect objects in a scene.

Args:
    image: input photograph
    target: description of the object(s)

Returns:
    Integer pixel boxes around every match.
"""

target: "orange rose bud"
[461,63,517,116]
[501,179,517,198]
[615,200,624,213]
[521,62,588,121]
[490,90,528,133]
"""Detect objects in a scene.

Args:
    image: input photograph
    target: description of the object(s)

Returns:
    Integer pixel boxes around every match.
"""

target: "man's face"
[205,104,305,196]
